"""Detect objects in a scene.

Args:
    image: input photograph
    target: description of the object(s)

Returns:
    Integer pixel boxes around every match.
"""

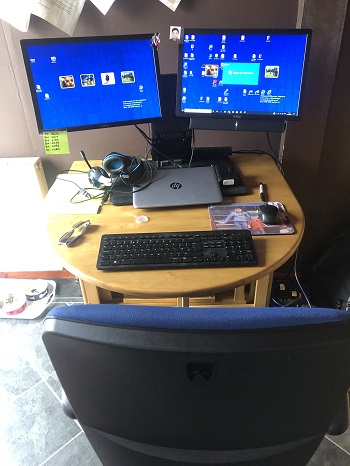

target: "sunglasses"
[58,220,91,246]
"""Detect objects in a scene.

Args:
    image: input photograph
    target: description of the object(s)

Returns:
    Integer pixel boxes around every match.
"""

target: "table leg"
[253,273,273,307]
[233,286,247,304]
[177,297,190,307]
[80,280,101,304]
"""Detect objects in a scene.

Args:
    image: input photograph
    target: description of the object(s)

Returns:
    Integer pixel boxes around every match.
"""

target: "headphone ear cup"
[102,152,131,176]
[88,167,111,188]
[120,157,145,184]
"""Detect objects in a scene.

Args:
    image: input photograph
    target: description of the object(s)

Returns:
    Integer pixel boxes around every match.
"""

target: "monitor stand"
[187,146,248,196]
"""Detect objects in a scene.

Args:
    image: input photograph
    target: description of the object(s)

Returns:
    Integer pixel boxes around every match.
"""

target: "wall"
[303,2,350,263]
[1,0,349,268]
[282,0,349,265]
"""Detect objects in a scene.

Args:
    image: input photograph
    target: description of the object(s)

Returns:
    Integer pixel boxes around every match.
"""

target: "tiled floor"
[0,278,350,465]
[0,279,101,466]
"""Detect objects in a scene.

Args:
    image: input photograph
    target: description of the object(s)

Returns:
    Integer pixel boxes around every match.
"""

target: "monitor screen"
[21,34,162,133]
[176,29,312,130]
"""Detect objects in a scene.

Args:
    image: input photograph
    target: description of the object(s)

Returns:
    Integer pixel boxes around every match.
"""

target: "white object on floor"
[0,279,56,320]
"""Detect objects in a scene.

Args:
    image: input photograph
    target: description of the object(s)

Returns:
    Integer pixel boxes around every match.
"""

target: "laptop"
[133,166,223,208]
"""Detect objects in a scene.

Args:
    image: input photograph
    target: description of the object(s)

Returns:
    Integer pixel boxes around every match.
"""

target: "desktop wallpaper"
[24,37,162,131]
[179,31,309,117]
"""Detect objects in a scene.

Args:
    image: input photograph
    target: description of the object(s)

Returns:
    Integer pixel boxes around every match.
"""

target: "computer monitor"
[21,34,162,134]
[176,29,312,132]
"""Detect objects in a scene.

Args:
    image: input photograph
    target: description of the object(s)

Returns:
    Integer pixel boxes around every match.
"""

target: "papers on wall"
[31,0,87,36]
[0,0,117,35]
[0,1,31,32]
[43,131,70,155]
[90,0,116,15]
[158,0,182,12]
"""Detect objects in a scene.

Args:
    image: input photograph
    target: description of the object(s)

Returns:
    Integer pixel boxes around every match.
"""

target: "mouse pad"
[208,202,295,235]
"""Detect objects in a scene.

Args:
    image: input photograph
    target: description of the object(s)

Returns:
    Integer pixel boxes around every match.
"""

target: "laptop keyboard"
[97,230,258,271]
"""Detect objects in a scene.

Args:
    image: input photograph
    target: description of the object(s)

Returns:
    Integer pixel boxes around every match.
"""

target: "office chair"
[42,304,350,466]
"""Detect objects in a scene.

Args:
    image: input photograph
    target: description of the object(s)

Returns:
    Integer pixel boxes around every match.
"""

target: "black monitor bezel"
[20,34,162,134]
[176,28,312,123]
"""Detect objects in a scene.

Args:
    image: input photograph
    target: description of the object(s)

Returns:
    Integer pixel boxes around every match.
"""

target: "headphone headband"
[102,152,145,184]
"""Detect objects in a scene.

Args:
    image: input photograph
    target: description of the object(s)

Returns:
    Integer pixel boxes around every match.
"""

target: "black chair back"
[43,304,350,466]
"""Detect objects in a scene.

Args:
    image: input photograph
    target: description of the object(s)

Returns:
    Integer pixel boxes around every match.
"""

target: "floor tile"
[45,371,63,400]
[0,320,45,398]
[0,380,81,466]
[42,431,102,466]
[307,436,350,465]
[328,428,350,455]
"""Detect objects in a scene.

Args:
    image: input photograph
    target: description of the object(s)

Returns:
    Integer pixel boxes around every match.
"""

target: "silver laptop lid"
[133,166,223,208]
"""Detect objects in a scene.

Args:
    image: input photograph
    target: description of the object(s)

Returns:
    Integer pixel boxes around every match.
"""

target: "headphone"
[88,166,111,189]
[81,151,145,188]
[102,152,145,185]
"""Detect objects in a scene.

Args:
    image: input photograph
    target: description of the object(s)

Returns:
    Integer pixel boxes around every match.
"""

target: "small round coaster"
[135,215,149,224]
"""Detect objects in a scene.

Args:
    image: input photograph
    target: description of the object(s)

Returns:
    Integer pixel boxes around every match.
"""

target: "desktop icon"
[59,75,75,88]
[120,71,134,84]
[205,64,219,77]
[101,72,116,85]
[81,74,95,87]
[265,66,279,78]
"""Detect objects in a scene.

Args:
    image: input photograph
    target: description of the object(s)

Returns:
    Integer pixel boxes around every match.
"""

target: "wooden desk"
[47,154,304,307]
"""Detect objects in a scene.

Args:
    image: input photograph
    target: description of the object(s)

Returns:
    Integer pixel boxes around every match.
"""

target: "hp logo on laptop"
[170,182,182,190]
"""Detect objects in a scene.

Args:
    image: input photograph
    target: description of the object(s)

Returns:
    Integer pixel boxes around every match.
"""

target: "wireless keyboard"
[97,230,258,271]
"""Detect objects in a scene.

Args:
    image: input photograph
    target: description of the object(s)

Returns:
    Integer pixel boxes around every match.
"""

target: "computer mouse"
[259,204,279,224]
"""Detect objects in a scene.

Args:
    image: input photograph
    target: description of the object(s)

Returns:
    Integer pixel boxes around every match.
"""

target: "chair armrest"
[61,389,76,420]
[327,391,350,435]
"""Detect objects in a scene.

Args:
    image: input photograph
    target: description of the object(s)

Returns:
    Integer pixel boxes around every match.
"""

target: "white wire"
[293,247,312,308]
